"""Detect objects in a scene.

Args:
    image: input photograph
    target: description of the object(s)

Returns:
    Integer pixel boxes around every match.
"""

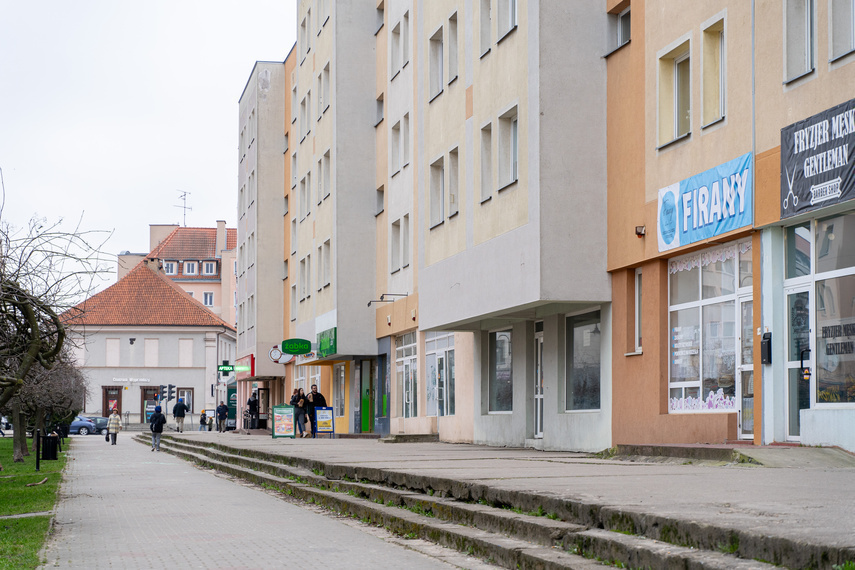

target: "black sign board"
[781,97,855,218]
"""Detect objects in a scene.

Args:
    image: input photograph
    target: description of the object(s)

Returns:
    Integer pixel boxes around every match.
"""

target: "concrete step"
[137,435,778,570]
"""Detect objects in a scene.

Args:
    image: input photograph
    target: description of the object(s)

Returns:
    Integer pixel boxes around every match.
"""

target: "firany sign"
[781,97,855,218]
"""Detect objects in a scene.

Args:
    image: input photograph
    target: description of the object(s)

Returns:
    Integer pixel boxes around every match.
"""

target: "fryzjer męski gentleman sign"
[781,97,855,218]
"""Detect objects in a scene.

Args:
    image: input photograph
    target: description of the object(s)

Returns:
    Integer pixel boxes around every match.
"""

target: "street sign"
[218,365,235,372]
[281,338,312,355]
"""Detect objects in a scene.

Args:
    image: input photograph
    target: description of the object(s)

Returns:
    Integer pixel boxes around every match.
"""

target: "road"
[40,435,497,569]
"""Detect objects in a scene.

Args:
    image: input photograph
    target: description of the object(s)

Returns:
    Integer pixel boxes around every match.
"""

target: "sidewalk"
[169,432,855,565]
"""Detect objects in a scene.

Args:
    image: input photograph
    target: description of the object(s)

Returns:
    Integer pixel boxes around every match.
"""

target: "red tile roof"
[148,227,236,260]
[62,261,235,330]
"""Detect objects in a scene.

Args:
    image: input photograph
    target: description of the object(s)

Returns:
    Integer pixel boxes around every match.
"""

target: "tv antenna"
[174,191,192,226]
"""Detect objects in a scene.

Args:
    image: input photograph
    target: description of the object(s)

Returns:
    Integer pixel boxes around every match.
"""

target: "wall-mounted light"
[129,338,136,345]
[386,315,392,326]
[411,309,416,321]
[635,226,646,238]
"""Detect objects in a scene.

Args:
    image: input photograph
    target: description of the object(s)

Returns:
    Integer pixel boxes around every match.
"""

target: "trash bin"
[42,434,59,461]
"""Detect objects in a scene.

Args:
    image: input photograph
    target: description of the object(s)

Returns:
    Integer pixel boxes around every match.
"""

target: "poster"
[314,407,335,434]
[271,405,295,439]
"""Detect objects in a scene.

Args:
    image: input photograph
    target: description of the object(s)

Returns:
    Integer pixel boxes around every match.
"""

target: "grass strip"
[0,515,52,570]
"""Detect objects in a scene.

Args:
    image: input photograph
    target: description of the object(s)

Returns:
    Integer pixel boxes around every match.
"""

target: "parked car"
[68,416,96,435]
[85,417,109,435]
[1,416,10,430]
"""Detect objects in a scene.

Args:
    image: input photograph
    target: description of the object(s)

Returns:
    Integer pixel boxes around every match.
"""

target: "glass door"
[534,330,544,438]
[737,298,754,439]
[785,287,812,440]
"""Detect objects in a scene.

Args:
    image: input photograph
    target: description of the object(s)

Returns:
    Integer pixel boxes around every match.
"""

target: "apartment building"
[608,0,855,453]
[236,59,291,428]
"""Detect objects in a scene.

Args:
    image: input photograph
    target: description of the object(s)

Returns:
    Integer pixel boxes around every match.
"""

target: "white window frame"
[448,147,459,217]
[184,261,197,275]
[203,292,214,307]
[830,0,855,62]
[203,261,217,275]
[498,105,519,189]
[164,261,177,275]
[396,332,418,419]
[448,13,459,83]
[429,26,444,101]
[480,123,492,202]
[480,0,492,56]
[701,16,726,128]
[784,0,816,82]
[635,268,643,353]
[426,332,455,417]
[429,156,445,228]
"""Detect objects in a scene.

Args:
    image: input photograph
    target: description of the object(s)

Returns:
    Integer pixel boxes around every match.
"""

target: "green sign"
[234,365,251,372]
[317,327,337,358]
[282,338,312,355]
[218,365,234,372]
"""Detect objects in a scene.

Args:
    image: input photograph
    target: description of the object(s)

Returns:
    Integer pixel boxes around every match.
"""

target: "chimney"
[216,220,226,258]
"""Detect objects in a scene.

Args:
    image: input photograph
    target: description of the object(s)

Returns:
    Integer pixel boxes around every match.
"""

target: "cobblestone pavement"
[40,435,494,569]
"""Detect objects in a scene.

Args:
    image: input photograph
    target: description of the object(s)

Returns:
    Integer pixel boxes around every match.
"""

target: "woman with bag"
[107,409,122,445]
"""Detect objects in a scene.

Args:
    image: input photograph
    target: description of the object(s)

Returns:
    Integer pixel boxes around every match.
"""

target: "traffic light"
[168,384,176,401]
[159,385,167,400]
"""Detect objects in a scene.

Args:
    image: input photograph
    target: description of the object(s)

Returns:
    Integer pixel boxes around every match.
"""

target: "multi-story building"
[235,58,292,429]
[608,0,855,453]
[65,259,236,423]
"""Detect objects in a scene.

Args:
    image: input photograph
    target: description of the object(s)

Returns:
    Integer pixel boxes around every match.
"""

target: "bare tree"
[1,170,111,467]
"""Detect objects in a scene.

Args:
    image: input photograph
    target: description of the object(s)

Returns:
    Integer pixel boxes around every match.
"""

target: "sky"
[0,1,296,290]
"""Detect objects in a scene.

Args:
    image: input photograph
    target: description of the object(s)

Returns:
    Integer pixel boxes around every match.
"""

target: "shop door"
[785,287,813,440]
[736,298,754,439]
[361,360,374,433]
[141,387,159,423]
[534,330,544,439]
[257,388,269,429]
[102,386,122,415]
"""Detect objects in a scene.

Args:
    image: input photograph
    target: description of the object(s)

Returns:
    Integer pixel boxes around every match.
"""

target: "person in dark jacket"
[247,392,259,429]
[306,384,327,438]
[290,389,307,438]
[215,401,229,433]
[199,410,207,431]
[172,398,190,433]
[150,405,167,451]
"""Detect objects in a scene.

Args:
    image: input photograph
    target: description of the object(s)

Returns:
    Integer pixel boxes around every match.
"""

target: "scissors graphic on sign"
[783,166,798,210]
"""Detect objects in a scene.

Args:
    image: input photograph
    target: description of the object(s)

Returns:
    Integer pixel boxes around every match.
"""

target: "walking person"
[150,405,167,451]
[107,409,122,445]
[198,410,208,431]
[172,398,190,433]
[247,392,259,429]
[306,384,327,438]
[216,401,228,433]
[290,389,307,438]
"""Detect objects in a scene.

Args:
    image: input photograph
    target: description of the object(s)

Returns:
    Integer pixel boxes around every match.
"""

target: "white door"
[736,297,754,439]
[785,286,812,440]
[534,331,544,438]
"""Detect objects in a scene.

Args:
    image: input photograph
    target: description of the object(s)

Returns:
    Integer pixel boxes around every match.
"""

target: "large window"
[702,19,725,126]
[566,311,602,411]
[426,332,455,417]
[668,241,752,411]
[657,39,691,147]
[831,0,855,61]
[429,27,444,100]
[489,330,513,412]
[396,332,418,418]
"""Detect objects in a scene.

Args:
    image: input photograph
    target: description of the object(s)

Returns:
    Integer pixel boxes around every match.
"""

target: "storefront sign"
[314,407,335,434]
[281,338,312,355]
[781,97,855,218]
[317,327,337,358]
[113,378,151,383]
[236,354,254,381]
[657,153,754,252]
[271,404,295,439]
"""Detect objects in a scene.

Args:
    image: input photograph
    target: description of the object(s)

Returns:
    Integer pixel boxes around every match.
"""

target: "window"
[480,124,492,201]
[376,95,384,126]
[396,332,418,418]
[429,27,444,100]
[668,241,752,411]
[498,106,518,188]
[291,153,297,188]
[426,332,455,417]
[284,195,289,216]
[177,389,194,412]
[402,113,410,167]
[430,157,445,227]
[300,257,307,300]
[391,22,401,77]
[317,245,323,291]
[321,63,330,113]
[291,284,297,318]
[375,4,384,34]
[402,12,410,66]
[317,158,324,204]
[300,177,308,219]
[497,0,517,40]
[203,292,214,307]
[608,6,630,52]
[391,219,401,273]
[322,239,331,286]
[283,259,289,281]
[376,185,385,216]
[448,13,459,82]
[291,86,297,124]
[291,218,297,254]
[322,150,331,199]
[300,97,307,139]
[306,90,312,135]
[489,330,512,412]
[702,19,725,126]
[391,121,401,174]
[184,261,197,275]
[448,147,459,216]
[300,16,307,61]
[785,0,815,81]
[635,269,643,352]
[831,0,855,61]
[566,311,602,411]
[203,261,216,275]
[164,261,177,275]
[306,254,312,298]
[294,365,307,391]
[657,39,691,146]
[402,215,410,268]
[334,364,345,417]
[480,0,492,55]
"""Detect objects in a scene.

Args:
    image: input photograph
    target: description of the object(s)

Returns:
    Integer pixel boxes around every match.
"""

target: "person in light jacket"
[107,409,122,445]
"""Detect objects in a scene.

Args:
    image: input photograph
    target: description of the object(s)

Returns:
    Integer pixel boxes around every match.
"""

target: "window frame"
[183,261,198,276]
[488,328,513,413]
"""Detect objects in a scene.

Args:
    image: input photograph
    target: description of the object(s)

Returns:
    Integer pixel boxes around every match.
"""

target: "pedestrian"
[290,388,307,438]
[107,408,122,445]
[216,401,228,433]
[199,410,207,431]
[150,405,167,451]
[247,392,259,429]
[172,398,190,433]
[207,415,213,431]
[306,384,327,438]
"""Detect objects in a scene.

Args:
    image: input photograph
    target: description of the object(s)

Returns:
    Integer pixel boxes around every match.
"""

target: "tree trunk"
[12,406,27,462]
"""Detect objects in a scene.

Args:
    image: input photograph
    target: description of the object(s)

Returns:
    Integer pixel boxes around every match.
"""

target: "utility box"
[761,332,772,364]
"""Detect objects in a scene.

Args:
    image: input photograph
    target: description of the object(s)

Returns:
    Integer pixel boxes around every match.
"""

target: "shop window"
[786,223,812,278]
[566,311,602,411]
[489,330,513,412]
[815,275,855,404]
[426,332,455,417]
[396,332,418,418]
[816,213,855,273]
[334,365,345,417]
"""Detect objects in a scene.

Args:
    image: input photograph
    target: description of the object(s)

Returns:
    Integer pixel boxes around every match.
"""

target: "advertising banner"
[781,97,855,219]
[657,153,754,252]
[271,405,295,439]
[314,407,335,435]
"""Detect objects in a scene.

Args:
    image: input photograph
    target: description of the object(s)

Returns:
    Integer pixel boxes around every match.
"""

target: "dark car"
[85,417,109,435]
[68,416,96,435]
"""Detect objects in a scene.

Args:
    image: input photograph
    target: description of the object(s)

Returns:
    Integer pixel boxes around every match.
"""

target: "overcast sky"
[0,1,296,288]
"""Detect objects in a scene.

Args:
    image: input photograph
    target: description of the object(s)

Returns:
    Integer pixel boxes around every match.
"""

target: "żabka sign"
[657,152,754,252]
[281,338,312,355]
[781,97,855,218]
